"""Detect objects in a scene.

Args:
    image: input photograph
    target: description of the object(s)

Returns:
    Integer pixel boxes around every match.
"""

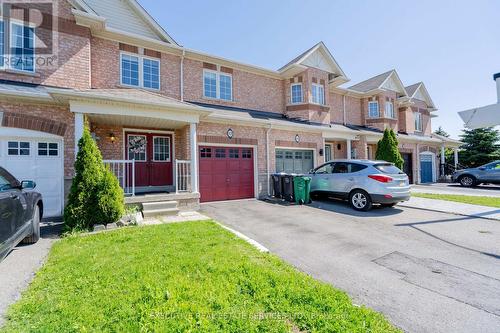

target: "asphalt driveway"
[201,199,500,333]
[0,220,62,326]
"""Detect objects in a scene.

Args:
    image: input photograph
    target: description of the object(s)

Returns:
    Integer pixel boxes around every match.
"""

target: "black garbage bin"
[281,174,295,202]
[271,173,285,198]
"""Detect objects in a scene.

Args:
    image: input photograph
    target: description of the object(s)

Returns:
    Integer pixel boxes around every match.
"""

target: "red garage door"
[199,146,255,202]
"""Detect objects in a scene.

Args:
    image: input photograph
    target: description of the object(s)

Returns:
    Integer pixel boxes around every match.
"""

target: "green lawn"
[3,221,399,332]
[413,193,500,208]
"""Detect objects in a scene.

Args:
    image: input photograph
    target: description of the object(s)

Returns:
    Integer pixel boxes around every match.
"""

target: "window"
[242,148,252,159]
[8,141,30,156]
[314,163,334,174]
[229,149,239,158]
[311,83,325,105]
[368,101,379,118]
[120,53,160,90]
[143,58,160,89]
[153,137,170,161]
[127,135,146,161]
[121,54,139,86]
[38,142,58,156]
[374,163,404,174]
[200,148,212,158]
[385,102,395,118]
[291,83,303,104]
[10,22,35,72]
[219,74,232,100]
[325,144,332,162]
[203,69,232,101]
[215,148,226,158]
[415,112,422,131]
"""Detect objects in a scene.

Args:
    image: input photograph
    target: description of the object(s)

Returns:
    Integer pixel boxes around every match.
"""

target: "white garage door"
[0,128,64,217]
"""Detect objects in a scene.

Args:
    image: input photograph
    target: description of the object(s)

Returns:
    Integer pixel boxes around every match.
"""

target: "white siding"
[85,0,161,41]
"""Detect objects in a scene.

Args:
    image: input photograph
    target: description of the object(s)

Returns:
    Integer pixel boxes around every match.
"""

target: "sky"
[140,0,500,139]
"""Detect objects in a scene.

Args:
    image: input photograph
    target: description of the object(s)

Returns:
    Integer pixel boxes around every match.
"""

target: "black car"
[0,167,43,261]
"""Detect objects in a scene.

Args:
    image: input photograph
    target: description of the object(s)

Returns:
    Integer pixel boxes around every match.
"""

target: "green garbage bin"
[293,176,312,205]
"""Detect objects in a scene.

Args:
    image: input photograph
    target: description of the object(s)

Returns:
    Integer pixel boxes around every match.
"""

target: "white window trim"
[0,19,5,70]
[203,68,233,101]
[368,101,380,118]
[8,20,36,73]
[385,101,395,119]
[311,83,325,105]
[7,140,31,157]
[119,51,161,90]
[37,141,60,158]
[415,112,423,132]
[290,83,303,104]
[152,136,171,162]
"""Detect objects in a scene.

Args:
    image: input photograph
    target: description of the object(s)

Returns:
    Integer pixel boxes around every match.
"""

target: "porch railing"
[176,160,192,193]
[103,160,135,196]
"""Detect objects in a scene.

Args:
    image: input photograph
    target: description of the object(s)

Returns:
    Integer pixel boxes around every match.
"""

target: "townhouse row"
[0,0,460,216]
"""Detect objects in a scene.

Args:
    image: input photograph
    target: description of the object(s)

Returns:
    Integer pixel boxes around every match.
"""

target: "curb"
[216,222,270,253]
[398,203,500,222]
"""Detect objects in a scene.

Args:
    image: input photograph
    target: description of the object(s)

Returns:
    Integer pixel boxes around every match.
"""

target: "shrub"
[376,128,404,170]
[96,167,125,225]
[64,126,125,231]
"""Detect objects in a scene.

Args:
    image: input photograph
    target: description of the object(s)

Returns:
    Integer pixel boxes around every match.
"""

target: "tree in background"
[376,128,404,169]
[64,126,124,231]
[459,127,500,168]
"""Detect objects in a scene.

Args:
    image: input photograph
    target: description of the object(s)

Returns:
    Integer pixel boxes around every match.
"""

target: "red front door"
[126,132,173,187]
[199,146,255,202]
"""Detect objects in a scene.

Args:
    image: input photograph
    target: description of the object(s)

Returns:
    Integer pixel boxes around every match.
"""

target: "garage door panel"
[199,146,254,203]
[0,136,63,217]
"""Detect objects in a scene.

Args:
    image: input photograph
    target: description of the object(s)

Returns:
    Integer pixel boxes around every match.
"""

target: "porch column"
[346,139,352,159]
[74,112,84,158]
[454,148,459,170]
[190,122,199,193]
[440,145,446,177]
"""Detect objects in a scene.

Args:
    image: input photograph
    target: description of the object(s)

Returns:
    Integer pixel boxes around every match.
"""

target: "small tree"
[64,126,125,231]
[376,128,404,169]
[459,127,500,168]
[96,167,125,225]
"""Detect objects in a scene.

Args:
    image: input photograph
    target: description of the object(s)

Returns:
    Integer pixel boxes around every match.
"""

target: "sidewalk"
[400,197,500,221]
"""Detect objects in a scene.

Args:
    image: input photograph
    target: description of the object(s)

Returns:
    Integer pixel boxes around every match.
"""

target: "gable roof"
[348,70,407,95]
[405,82,436,110]
[278,42,348,83]
[71,0,178,45]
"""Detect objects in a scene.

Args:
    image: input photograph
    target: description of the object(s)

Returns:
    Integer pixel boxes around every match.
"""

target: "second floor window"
[291,83,303,104]
[415,112,423,131]
[203,69,232,101]
[10,23,35,73]
[368,101,379,118]
[0,22,4,68]
[311,83,325,105]
[385,102,395,118]
[120,53,160,90]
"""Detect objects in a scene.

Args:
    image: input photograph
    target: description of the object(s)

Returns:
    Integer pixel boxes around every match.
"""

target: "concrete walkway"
[401,197,500,221]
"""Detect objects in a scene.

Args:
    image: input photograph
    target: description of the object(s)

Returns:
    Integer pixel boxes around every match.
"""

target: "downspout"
[343,94,347,125]
[266,125,272,196]
[180,49,185,101]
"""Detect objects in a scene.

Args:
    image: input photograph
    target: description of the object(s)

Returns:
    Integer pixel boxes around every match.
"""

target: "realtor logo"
[0,0,58,70]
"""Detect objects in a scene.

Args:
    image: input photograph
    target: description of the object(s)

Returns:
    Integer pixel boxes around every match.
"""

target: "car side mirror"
[21,180,36,190]
[479,167,486,171]
[309,169,315,174]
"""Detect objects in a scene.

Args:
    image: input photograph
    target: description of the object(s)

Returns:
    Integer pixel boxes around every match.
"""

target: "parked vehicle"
[309,159,410,211]
[0,167,43,262]
[452,161,500,187]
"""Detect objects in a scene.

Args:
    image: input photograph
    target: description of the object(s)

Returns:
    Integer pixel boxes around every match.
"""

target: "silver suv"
[452,161,500,187]
[309,159,410,211]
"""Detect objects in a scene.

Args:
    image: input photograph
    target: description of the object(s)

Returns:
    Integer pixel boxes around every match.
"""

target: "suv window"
[0,168,19,191]
[314,163,334,174]
[374,163,404,174]
[485,162,500,170]
[332,162,367,174]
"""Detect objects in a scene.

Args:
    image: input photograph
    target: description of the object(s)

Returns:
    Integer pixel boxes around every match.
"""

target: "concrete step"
[142,201,178,211]
[142,207,180,218]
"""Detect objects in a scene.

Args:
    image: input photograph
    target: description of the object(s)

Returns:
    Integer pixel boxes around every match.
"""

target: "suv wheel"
[459,175,476,187]
[349,190,372,211]
[22,205,40,244]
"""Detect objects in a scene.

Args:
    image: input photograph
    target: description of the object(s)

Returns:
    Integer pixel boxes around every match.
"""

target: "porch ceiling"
[87,113,188,129]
